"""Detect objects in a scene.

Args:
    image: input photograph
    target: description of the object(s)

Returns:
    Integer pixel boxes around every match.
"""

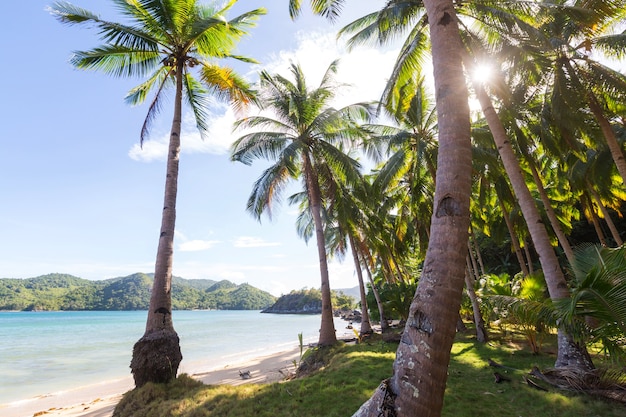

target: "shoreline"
[0,347,302,417]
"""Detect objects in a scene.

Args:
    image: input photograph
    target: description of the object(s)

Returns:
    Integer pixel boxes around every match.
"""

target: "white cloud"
[128,30,399,163]
[178,239,220,252]
[232,236,282,248]
[128,103,237,162]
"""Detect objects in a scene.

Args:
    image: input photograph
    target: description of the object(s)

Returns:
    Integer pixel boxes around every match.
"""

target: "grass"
[113,330,625,417]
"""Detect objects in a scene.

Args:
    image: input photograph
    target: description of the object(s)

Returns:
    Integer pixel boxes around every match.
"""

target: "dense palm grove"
[51,0,625,416]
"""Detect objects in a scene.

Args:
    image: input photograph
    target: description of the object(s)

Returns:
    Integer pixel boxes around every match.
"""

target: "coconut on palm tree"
[231,60,373,346]
[50,0,265,386]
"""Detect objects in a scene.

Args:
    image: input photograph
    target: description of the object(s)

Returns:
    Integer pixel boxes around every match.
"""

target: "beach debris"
[494,372,511,383]
[239,370,252,379]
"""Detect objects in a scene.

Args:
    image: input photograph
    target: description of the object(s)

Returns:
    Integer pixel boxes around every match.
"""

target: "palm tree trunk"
[468,241,480,281]
[587,93,626,185]
[584,196,608,245]
[523,151,576,265]
[464,265,488,343]
[474,82,594,371]
[130,64,184,387]
[360,246,389,334]
[349,235,373,335]
[499,196,529,276]
[470,228,486,276]
[523,240,534,275]
[303,153,337,346]
[354,3,473,415]
[587,182,623,246]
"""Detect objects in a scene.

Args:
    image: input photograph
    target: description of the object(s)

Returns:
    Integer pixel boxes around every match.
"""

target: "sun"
[472,63,494,85]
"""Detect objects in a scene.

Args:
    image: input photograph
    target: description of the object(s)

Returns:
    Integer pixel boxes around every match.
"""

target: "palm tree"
[291,2,473,416]
[231,61,373,346]
[368,73,438,261]
[50,0,265,386]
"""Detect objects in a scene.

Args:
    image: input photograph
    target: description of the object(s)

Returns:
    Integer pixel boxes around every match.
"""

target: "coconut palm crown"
[50,0,266,387]
[231,60,373,346]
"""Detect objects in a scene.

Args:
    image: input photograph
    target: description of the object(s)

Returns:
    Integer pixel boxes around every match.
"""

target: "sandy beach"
[1,348,302,417]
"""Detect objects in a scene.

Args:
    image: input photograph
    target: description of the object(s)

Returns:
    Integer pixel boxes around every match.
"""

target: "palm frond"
[199,63,257,114]
[231,131,292,165]
[70,45,161,78]
[183,73,212,138]
[245,141,303,220]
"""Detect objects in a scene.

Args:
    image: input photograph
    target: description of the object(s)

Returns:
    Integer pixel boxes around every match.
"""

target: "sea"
[0,310,354,406]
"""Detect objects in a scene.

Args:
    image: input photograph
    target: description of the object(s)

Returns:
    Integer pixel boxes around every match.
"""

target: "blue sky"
[0,0,400,296]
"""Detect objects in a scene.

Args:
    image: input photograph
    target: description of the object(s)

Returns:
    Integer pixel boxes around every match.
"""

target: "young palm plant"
[561,244,626,362]
[231,61,373,346]
[50,0,265,387]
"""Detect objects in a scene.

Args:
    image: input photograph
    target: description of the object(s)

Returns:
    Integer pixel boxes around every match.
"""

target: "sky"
[0,0,401,296]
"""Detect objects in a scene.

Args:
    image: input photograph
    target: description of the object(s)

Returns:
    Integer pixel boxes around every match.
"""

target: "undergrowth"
[113,330,625,417]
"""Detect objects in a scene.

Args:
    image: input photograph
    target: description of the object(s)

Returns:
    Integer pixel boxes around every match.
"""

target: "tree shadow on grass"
[113,336,624,417]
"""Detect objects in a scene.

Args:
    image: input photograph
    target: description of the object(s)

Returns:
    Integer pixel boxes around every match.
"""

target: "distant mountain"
[336,286,361,300]
[0,273,275,311]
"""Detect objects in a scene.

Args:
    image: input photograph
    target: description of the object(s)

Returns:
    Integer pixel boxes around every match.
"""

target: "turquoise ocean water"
[0,310,352,406]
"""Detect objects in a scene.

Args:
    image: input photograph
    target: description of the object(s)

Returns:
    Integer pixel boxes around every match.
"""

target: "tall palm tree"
[231,61,373,346]
[368,73,438,261]
[292,2,473,416]
[50,0,265,386]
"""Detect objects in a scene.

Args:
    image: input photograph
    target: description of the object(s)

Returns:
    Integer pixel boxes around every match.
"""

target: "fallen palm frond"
[527,365,626,403]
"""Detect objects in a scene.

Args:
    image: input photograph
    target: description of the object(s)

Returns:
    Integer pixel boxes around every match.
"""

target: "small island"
[261,288,355,314]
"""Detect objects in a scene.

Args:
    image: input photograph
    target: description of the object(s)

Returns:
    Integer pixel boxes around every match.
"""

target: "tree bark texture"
[353,1,472,415]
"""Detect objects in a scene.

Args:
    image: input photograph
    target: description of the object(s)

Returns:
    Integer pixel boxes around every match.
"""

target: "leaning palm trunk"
[474,82,594,371]
[354,1,473,415]
[522,150,576,264]
[584,196,609,245]
[498,196,530,276]
[350,235,373,335]
[470,228,486,276]
[464,267,488,343]
[587,93,626,186]
[360,246,389,334]
[130,65,184,387]
[587,182,623,246]
[303,154,337,346]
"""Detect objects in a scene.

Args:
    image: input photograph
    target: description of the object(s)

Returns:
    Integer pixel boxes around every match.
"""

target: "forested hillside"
[262,288,355,314]
[0,273,275,311]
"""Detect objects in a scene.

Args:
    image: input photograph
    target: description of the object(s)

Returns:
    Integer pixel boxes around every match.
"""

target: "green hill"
[262,288,356,314]
[0,273,275,311]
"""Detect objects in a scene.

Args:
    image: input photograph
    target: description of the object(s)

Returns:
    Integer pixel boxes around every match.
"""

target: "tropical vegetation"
[231,61,373,346]
[50,0,626,415]
[112,331,626,417]
[0,273,276,311]
[261,288,356,314]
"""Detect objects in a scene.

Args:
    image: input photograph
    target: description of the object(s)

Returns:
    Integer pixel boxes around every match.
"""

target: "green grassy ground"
[113,331,625,417]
